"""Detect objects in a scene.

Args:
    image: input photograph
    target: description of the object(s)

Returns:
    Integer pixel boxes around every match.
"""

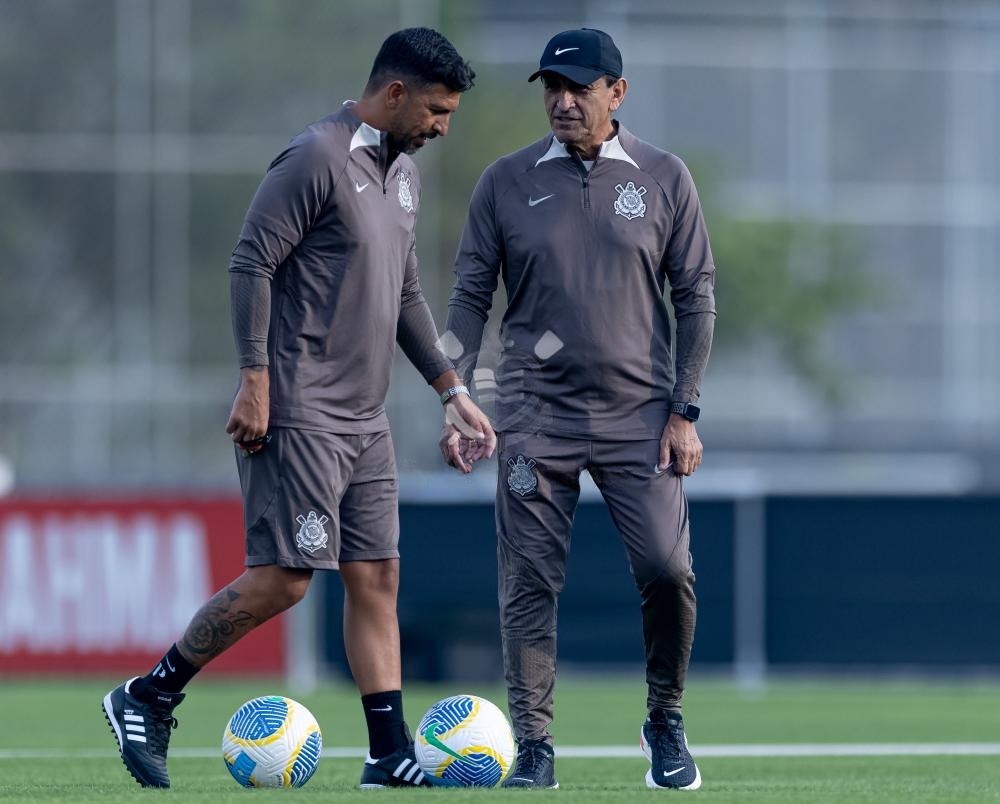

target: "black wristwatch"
[670,402,700,422]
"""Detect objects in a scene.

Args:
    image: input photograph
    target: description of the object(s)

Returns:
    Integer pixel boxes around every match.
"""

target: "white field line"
[3,743,1000,760]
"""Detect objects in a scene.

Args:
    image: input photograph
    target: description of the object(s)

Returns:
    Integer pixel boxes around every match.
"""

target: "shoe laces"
[514,742,549,776]
[649,718,685,759]
[146,704,179,757]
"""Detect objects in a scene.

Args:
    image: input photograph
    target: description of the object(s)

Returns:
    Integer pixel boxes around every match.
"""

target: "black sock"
[132,644,200,699]
[361,690,408,758]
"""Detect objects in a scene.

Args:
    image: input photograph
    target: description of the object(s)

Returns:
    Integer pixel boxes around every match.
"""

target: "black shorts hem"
[245,554,340,570]
[338,548,400,563]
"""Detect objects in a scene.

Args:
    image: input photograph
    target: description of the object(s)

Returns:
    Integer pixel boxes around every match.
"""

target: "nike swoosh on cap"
[554,47,579,55]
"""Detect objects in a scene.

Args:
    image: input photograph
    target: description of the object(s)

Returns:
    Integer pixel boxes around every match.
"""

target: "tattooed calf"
[181,588,263,660]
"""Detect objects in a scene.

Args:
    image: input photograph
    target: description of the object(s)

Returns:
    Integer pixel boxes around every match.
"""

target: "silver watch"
[440,385,470,405]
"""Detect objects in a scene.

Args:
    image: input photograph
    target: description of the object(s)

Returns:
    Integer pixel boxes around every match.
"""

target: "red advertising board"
[0,497,284,674]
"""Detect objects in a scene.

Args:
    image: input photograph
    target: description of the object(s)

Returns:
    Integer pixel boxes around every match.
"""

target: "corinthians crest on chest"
[613,181,647,220]
[397,170,415,213]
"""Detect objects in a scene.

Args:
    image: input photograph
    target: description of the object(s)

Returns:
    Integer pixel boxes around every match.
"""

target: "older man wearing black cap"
[445,28,716,790]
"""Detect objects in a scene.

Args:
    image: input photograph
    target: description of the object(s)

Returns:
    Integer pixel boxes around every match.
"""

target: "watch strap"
[670,401,701,422]
[440,385,470,405]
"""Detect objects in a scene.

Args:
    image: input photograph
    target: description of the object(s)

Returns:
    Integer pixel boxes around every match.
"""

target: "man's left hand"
[659,415,703,476]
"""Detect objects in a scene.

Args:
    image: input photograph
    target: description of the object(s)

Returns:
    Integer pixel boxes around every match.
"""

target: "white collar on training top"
[535,134,638,169]
[342,101,382,151]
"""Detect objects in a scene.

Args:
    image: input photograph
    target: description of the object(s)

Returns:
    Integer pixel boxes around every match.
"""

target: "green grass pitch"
[1,675,999,801]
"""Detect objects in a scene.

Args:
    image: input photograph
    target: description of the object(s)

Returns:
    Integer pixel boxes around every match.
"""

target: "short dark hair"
[366,28,475,94]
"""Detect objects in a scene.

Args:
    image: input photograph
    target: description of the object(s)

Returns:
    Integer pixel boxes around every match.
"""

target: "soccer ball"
[414,694,516,787]
[221,695,322,788]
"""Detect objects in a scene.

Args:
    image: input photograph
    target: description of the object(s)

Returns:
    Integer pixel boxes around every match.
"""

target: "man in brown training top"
[102,27,495,790]
[445,27,716,791]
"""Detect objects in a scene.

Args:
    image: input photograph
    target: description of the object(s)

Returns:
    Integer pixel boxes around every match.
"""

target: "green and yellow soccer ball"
[415,694,516,787]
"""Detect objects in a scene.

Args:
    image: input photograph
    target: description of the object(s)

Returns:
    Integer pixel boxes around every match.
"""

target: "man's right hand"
[439,393,496,474]
[225,367,270,453]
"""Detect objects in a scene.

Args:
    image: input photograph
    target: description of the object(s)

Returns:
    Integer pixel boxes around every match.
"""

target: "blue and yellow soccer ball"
[414,694,516,787]
[221,696,322,788]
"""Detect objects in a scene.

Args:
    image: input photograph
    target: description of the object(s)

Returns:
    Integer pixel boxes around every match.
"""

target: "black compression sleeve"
[230,270,271,368]
[443,303,488,388]
[397,299,454,383]
[672,310,715,404]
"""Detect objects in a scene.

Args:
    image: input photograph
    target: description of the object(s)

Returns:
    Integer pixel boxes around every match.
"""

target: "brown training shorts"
[236,427,399,570]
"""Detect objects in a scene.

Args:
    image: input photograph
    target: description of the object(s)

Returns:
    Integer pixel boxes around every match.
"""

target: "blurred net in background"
[1,0,998,492]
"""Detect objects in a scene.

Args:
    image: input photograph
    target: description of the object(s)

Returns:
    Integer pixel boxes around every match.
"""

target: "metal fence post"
[733,494,767,687]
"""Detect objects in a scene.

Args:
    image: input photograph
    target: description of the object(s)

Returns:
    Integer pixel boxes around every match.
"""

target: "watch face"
[672,403,699,421]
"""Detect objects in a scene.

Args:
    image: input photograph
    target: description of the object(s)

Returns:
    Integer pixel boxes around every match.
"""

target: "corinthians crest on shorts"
[295,511,330,553]
[397,171,415,213]
[614,181,647,220]
[507,455,538,496]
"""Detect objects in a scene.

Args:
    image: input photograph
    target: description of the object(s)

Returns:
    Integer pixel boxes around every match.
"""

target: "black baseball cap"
[528,28,623,86]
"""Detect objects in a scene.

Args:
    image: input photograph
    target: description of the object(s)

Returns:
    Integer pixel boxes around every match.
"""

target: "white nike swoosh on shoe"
[528,194,554,206]
[355,181,369,192]
[663,766,686,777]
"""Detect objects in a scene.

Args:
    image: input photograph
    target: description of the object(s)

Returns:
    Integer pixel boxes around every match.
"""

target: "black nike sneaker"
[501,739,559,789]
[359,742,430,788]
[102,677,184,788]
[641,709,702,790]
